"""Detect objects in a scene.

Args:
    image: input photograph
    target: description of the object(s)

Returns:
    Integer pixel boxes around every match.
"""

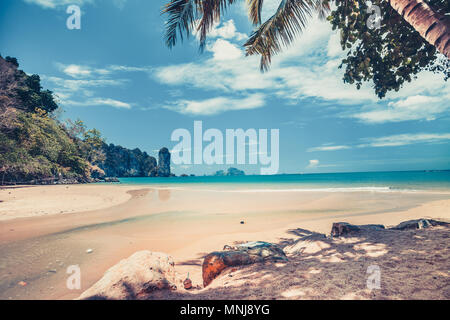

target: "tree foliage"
[0,110,89,183]
[0,56,100,183]
[329,0,450,98]
[16,74,59,113]
[1,55,159,184]
[162,0,449,98]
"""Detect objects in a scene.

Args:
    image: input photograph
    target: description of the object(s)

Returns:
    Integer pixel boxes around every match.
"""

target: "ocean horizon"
[117,170,450,192]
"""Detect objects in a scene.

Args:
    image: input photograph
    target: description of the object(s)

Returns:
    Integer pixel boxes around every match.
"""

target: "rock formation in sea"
[96,145,173,178]
[157,147,171,177]
[214,167,245,176]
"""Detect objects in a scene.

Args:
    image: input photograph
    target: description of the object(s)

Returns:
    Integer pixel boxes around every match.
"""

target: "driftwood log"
[202,241,287,287]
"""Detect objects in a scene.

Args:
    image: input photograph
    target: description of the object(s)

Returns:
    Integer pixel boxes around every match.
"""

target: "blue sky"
[1,0,449,175]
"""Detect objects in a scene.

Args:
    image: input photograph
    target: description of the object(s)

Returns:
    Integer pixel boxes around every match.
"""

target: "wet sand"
[0,184,449,300]
[0,184,137,221]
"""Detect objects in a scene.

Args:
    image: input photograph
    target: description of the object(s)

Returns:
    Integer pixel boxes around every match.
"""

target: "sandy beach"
[0,184,137,221]
[0,184,449,300]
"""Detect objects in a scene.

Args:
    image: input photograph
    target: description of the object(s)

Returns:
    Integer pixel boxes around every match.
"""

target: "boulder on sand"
[78,251,177,300]
[202,241,287,287]
[285,233,331,255]
[390,218,449,230]
[391,219,431,230]
[331,222,385,237]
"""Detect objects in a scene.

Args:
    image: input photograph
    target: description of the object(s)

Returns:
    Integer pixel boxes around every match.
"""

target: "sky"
[1,0,449,175]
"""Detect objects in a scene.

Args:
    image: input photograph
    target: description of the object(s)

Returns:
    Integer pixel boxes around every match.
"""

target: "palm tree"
[389,0,449,58]
[162,0,450,71]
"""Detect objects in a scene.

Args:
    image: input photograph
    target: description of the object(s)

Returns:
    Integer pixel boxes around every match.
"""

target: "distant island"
[0,55,171,185]
[213,167,245,176]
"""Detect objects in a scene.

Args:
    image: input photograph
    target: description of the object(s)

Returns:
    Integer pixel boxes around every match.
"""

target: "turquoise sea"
[118,170,450,192]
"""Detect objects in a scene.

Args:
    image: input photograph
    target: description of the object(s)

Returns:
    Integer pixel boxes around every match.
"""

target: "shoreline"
[0,184,449,300]
[2,183,449,224]
[0,184,139,222]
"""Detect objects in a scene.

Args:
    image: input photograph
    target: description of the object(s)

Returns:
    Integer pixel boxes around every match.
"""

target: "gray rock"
[100,144,158,178]
[285,233,331,255]
[391,219,433,230]
[157,148,171,177]
[78,251,177,300]
[331,222,385,237]
[214,167,245,176]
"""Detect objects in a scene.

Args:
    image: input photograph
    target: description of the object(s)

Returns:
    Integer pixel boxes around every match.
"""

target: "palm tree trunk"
[388,0,450,59]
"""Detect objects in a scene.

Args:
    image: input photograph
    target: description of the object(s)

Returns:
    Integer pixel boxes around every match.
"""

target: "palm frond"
[247,0,265,25]
[196,0,237,51]
[316,0,331,20]
[244,0,325,71]
[162,0,198,49]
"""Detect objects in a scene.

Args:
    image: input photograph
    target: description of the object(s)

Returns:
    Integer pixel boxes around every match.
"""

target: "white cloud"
[63,98,132,109]
[154,18,380,114]
[154,55,274,92]
[238,0,280,22]
[351,92,450,123]
[307,159,320,168]
[108,65,152,73]
[207,20,247,41]
[24,0,94,8]
[209,39,243,61]
[44,75,131,109]
[24,0,126,9]
[61,64,92,78]
[359,133,450,147]
[46,63,151,108]
[308,145,351,152]
[112,0,127,9]
[45,76,126,94]
[55,63,151,78]
[163,94,266,116]
[307,133,450,152]
[327,32,342,57]
[154,15,449,120]
[55,63,112,78]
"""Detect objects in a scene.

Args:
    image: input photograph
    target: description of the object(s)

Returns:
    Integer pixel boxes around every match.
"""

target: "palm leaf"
[162,0,331,68]
[316,0,330,20]
[247,0,265,25]
[196,0,238,51]
[244,0,328,71]
[162,0,198,49]
[163,0,238,51]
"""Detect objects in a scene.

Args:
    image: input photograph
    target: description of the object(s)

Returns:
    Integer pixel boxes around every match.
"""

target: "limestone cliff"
[157,147,171,177]
[99,143,158,177]
[99,145,172,178]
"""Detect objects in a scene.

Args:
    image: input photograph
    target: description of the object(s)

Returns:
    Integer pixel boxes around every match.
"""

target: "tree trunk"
[388,0,450,59]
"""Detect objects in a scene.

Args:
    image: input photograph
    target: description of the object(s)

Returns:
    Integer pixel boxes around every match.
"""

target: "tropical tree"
[388,0,449,58]
[330,0,449,97]
[162,0,449,97]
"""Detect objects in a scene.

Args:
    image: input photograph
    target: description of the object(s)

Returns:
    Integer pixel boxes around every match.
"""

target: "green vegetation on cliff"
[0,109,89,183]
[0,55,161,184]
